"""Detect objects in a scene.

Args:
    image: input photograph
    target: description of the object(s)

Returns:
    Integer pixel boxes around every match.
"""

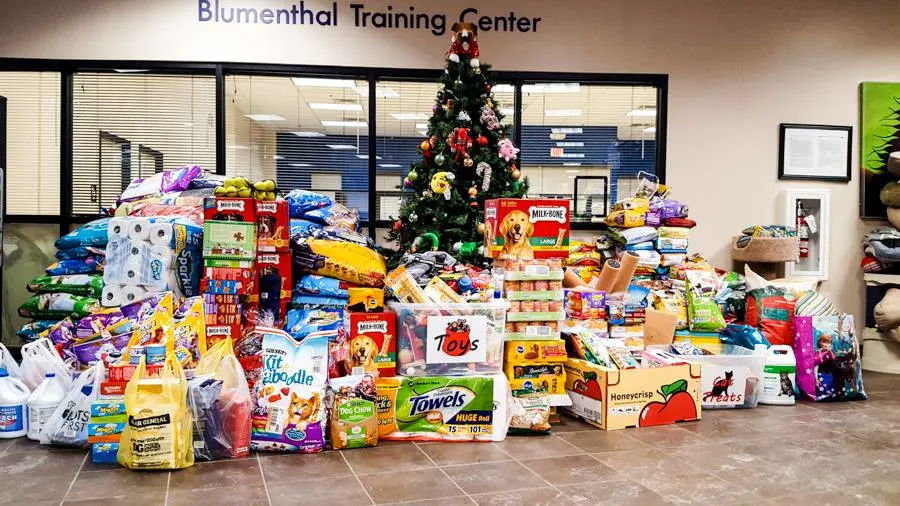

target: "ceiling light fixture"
[355,154,383,160]
[627,107,657,117]
[556,142,584,147]
[391,113,429,121]
[290,163,312,167]
[379,163,402,168]
[272,155,285,160]
[321,120,367,127]
[415,123,429,130]
[326,144,358,150]
[563,162,582,166]
[355,86,400,98]
[291,131,326,137]
[244,114,285,122]
[644,126,657,133]
[309,103,363,112]
[545,109,582,117]
[551,128,583,134]
[292,77,356,88]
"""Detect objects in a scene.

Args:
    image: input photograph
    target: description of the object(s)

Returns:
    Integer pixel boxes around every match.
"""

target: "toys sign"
[425,315,487,364]
[701,365,747,407]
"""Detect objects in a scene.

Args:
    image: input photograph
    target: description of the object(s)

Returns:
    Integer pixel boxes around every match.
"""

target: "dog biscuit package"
[345,312,397,377]
[484,198,570,259]
[330,374,379,450]
[376,374,510,442]
[255,198,290,252]
[251,328,328,453]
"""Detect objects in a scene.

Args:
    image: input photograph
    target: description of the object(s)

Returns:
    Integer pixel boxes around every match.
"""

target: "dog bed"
[731,236,798,263]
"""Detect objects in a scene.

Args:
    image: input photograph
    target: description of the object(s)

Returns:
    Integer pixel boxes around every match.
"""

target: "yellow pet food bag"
[118,355,194,470]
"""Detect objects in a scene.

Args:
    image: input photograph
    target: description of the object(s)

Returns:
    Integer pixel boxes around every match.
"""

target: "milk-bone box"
[484,199,570,259]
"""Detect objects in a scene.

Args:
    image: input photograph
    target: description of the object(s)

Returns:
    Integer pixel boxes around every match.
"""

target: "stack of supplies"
[89,399,126,463]
[503,259,565,340]
[503,339,569,405]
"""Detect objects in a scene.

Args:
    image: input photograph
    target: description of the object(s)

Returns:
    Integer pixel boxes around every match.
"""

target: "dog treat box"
[345,311,397,377]
[484,198,570,259]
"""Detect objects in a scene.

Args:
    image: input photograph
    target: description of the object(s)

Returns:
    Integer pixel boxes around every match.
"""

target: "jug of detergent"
[0,368,31,438]
[760,345,796,405]
[26,373,67,441]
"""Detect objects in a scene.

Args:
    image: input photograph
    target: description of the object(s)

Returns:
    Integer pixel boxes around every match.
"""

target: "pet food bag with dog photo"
[746,286,797,346]
[118,356,195,470]
[329,374,379,450]
[685,270,726,332]
[251,328,327,453]
[793,315,866,401]
[39,361,103,448]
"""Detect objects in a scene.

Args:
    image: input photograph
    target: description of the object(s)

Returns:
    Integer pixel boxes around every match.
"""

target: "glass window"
[373,79,516,225]
[225,75,370,221]
[519,83,658,223]
[72,72,216,215]
[0,72,61,216]
[2,224,59,345]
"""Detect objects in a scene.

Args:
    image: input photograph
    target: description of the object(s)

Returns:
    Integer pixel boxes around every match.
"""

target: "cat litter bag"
[793,315,866,401]
[685,270,726,332]
[55,218,110,250]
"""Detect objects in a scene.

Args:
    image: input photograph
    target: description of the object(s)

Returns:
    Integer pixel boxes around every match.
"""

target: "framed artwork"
[860,82,900,218]
[778,124,851,182]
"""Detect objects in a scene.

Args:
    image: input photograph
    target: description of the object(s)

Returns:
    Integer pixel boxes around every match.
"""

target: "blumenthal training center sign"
[197,1,544,36]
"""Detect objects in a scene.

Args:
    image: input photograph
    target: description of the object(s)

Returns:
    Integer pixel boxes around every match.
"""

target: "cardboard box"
[256,199,290,252]
[100,381,128,397]
[203,220,258,260]
[203,197,257,223]
[504,340,568,364]
[345,311,397,377]
[91,442,119,463]
[90,400,126,418]
[506,360,567,395]
[484,198,570,259]
[562,358,701,430]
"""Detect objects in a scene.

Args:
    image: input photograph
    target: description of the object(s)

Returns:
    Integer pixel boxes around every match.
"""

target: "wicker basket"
[731,235,799,263]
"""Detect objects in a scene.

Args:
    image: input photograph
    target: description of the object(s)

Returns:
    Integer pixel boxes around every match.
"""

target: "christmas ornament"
[477,135,488,147]
[419,140,431,152]
[464,157,474,168]
[446,23,480,62]
[448,127,473,162]
[392,220,403,232]
[475,162,493,191]
[485,83,492,93]
[430,171,455,200]
[429,135,439,148]
[443,99,454,113]
[424,150,432,159]
[412,232,440,252]
[498,138,520,161]
[453,242,478,257]
[512,168,521,180]
[432,104,439,114]
[403,177,412,188]
[458,110,472,123]
[471,58,480,69]
[422,190,432,198]
[480,104,501,131]
[410,212,418,222]
[435,153,446,166]
[454,78,464,89]
[468,185,479,207]
[408,170,419,182]
[512,181,522,192]
[476,222,486,234]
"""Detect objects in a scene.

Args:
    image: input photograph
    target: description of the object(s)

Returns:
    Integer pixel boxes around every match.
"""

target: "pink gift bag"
[793,315,866,401]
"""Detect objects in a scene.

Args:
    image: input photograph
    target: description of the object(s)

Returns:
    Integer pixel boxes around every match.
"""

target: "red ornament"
[477,135,488,147]
[424,150,432,159]
[392,220,403,232]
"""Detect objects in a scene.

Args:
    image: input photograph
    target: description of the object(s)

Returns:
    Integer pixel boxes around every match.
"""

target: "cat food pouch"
[250,327,327,453]
[173,297,206,370]
[686,270,726,332]
[329,374,379,450]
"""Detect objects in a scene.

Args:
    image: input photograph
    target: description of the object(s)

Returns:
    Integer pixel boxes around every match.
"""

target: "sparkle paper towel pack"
[104,217,202,305]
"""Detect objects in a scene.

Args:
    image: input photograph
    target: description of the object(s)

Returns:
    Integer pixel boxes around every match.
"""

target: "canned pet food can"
[145,344,167,364]
[128,347,145,365]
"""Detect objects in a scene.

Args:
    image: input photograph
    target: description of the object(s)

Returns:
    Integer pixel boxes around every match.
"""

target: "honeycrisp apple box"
[562,358,702,430]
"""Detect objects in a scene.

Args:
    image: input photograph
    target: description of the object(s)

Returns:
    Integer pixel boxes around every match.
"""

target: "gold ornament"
[419,140,430,151]
[464,157,474,168]
[512,168,521,180]
[468,185,478,197]
[476,223,486,234]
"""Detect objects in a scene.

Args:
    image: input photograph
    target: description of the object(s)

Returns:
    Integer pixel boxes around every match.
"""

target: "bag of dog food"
[46,256,104,276]
[27,274,104,298]
[329,374,379,450]
[55,246,105,261]
[302,202,359,232]
[18,293,99,320]
[16,320,57,342]
[55,218,110,250]
[250,328,327,453]
[794,315,866,401]
[291,237,386,288]
[118,356,194,470]
[685,270,726,332]
[746,286,796,346]
[286,190,333,218]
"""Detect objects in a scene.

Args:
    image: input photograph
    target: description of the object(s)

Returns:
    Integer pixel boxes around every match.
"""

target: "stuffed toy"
[448,127,472,162]
[429,172,455,200]
[447,22,480,67]
[875,287,900,342]
[498,139,519,162]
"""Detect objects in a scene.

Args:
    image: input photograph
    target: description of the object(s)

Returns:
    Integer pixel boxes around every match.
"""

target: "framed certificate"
[778,123,852,182]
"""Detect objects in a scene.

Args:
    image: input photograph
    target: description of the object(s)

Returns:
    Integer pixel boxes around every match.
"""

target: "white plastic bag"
[39,361,102,447]
[20,340,73,391]
[0,343,22,380]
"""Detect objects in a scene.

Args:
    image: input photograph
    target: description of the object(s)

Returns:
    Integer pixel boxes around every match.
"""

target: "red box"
[256,199,290,252]
[206,324,243,348]
[100,381,128,397]
[204,197,257,223]
[344,311,397,377]
[484,199,570,259]
[206,312,242,326]
[253,251,292,323]
[108,363,163,382]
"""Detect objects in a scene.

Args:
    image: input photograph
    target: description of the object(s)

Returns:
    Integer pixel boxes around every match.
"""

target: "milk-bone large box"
[484,199,570,259]
[562,358,702,430]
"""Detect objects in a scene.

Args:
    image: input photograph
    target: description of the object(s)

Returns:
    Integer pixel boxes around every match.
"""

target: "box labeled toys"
[484,198,570,259]
[562,358,701,430]
[345,312,397,377]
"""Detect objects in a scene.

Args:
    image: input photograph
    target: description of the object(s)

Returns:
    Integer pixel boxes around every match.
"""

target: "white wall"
[2,0,900,321]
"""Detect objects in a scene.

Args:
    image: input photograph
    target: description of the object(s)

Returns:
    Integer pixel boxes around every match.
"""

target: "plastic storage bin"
[390,301,508,376]
[688,344,766,409]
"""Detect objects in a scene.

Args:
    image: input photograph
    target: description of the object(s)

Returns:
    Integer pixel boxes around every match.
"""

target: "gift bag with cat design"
[793,314,866,401]
[250,327,328,452]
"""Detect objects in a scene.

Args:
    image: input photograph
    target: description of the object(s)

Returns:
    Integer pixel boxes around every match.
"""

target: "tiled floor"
[3,371,900,506]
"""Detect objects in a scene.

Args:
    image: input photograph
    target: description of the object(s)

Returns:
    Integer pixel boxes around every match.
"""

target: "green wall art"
[860,82,900,218]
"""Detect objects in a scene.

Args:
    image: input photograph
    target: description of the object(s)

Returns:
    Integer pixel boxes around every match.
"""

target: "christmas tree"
[386,24,528,265]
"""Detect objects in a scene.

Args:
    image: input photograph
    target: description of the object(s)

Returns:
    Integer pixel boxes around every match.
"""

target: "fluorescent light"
[321,120,367,127]
[355,154,383,160]
[326,144,358,150]
[292,77,356,88]
[563,163,582,167]
[309,103,363,112]
[500,108,514,116]
[416,130,428,137]
[545,109,582,117]
[644,126,657,133]
[567,176,577,179]
[113,69,148,73]
[565,170,580,174]
[551,128,583,134]
[492,84,514,93]
[523,83,580,94]
[391,113,429,121]
[290,163,312,167]
[291,131,326,137]
[244,114,285,122]
[627,108,657,117]
[415,123,429,130]
[556,142,584,147]
[355,86,400,98]
[272,155,285,160]
[379,164,402,168]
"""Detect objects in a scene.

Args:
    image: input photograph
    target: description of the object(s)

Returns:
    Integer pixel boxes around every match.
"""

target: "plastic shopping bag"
[20,339,73,391]
[189,338,251,460]
[0,343,22,380]
[118,356,194,470]
[39,361,103,447]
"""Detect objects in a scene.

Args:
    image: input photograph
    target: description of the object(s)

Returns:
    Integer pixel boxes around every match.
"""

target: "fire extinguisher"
[796,201,809,258]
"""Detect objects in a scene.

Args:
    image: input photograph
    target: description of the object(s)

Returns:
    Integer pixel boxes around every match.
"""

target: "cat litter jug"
[26,373,67,440]
[760,345,796,405]
[0,368,31,438]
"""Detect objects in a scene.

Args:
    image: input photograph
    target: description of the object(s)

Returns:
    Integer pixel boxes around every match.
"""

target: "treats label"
[701,364,747,407]
[425,315,487,364]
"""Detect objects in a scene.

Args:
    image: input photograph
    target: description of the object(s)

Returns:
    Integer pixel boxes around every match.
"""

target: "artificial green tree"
[386,28,528,265]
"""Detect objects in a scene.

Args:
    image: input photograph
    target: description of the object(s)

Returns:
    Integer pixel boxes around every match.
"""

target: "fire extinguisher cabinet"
[781,188,830,280]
